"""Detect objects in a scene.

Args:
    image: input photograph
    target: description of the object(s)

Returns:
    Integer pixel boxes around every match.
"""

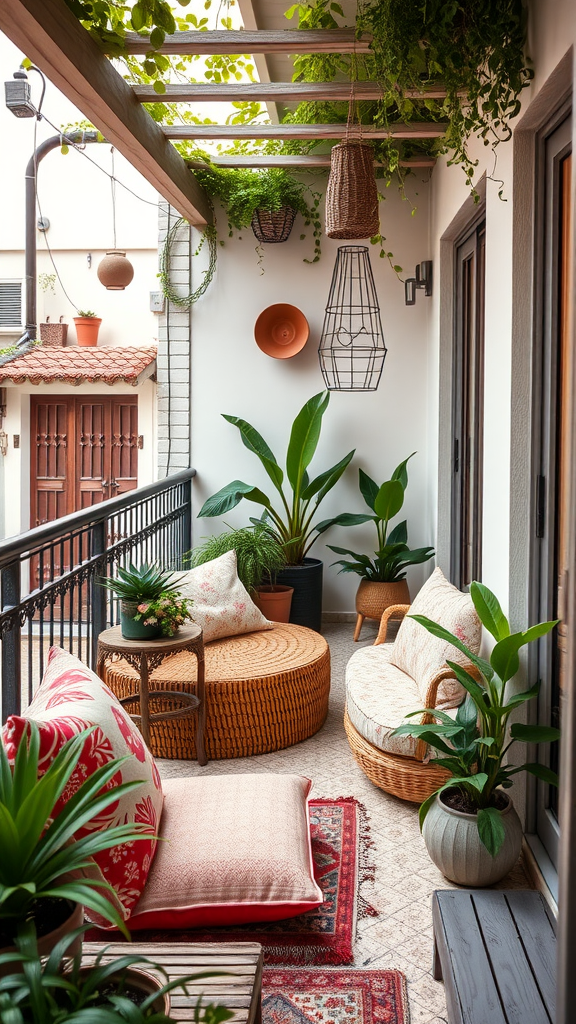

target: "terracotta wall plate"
[254,303,309,359]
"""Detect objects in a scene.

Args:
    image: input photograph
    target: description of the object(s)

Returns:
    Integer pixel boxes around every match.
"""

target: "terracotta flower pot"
[121,600,162,640]
[0,900,83,975]
[422,790,523,887]
[354,579,410,641]
[253,584,294,623]
[74,317,102,346]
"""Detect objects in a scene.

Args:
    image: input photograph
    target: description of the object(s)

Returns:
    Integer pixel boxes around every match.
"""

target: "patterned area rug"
[262,968,409,1024]
[94,798,377,966]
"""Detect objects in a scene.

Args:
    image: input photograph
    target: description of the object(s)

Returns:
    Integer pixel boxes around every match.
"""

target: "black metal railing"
[0,469,194,722]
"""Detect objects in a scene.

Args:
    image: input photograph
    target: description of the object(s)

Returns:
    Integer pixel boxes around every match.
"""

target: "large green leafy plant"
[0,723,151,941]
[198,392,354,565]
[319,454,434,581]
[393,582,559,856]
[0,924,234,1024]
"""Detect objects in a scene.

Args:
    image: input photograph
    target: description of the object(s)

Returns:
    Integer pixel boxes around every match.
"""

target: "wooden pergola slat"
[0,0,211,226]
[187,155,437,169]
[133,82,449,103]
[163,122,446,141]
[121,29,373,56]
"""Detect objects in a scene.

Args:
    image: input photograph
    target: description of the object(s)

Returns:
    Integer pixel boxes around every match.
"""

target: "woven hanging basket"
[325,141,380,240]
[251,206,297,243]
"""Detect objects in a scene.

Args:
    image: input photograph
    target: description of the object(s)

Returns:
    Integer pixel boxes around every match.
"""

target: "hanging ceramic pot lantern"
[97,249,134,290]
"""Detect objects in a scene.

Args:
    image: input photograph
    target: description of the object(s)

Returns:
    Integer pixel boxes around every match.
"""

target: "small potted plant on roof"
[99,563,193,640]
[190,524,292,622]
[319,453,435,640]
[73,310,102,347]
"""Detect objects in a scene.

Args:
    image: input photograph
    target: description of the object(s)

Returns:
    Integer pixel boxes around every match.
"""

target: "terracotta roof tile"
[0,345,157,387]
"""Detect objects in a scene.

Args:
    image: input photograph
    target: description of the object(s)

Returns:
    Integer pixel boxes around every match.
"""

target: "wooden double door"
[31,395,139,527]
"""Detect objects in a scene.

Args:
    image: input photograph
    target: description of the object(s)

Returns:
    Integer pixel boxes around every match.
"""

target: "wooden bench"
[432,890,556,1024]
[83,941,263,1024]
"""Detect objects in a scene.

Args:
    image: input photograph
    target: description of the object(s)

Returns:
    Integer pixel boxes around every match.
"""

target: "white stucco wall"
[190,180,432,613]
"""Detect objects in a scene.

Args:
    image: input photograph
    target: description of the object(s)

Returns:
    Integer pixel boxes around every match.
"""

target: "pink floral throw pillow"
[179,549,273,643]
[2,647,163,923]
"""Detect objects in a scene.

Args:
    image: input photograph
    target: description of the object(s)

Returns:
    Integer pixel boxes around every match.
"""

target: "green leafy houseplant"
[319,454,435,581]
[0,924,235,1024]
[100,564,187,640]
[99,564,183,602]
[198,391,355,565]
[393,582,559,856]
[0,723,152,944]
[190,526,286,594]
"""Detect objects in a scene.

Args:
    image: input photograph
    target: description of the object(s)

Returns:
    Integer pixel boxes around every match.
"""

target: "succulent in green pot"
[393,582,559,887]
[99,563,188,640]
[317,453,434,640]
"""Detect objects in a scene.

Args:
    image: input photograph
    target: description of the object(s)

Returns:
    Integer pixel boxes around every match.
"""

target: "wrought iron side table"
[96,623,207,765]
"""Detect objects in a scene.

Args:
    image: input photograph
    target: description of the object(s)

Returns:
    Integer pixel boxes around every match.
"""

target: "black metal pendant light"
[318,245,387,391]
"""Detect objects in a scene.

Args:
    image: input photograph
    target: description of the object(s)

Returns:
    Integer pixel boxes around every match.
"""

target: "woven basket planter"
[354,579,410,640]
[251,206,296,243]
[39,318,68,347]
[325,141,380,240]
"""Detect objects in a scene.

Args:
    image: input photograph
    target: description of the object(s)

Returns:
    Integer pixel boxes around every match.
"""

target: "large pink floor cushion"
[125,773,323,930]
[2,647,163,922]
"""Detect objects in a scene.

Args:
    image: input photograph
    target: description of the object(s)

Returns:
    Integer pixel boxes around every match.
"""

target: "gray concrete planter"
[422,789,523,887]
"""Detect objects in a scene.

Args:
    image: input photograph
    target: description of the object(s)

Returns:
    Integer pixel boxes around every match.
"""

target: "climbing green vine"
[159,218,218,307]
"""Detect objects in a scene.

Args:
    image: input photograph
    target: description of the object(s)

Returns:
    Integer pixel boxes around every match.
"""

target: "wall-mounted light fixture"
[405,260,433,305]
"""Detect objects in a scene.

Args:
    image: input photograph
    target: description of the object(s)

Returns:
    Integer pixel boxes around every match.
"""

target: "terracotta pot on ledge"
[74,316,102,347]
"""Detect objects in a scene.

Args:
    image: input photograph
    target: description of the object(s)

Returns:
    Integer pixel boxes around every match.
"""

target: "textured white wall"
[190,181,432,612]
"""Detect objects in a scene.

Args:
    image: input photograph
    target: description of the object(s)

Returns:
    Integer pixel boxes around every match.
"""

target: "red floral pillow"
[2,647,163,923]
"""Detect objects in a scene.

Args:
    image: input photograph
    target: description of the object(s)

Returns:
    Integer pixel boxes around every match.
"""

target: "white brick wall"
[157,203,192,477]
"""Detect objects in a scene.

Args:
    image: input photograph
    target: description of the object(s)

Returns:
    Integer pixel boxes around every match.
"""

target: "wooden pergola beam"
[0,0,211,226]
[187,155,437,169]
[121,29,373,56]
[133,82,449,103]
[163,122,447,141]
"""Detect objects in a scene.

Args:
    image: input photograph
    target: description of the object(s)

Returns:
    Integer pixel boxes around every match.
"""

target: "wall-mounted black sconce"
[405,260,433,305]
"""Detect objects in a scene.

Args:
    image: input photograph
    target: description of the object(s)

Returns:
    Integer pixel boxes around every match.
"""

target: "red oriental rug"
[94,798,377,966]
[262,968,409,1024]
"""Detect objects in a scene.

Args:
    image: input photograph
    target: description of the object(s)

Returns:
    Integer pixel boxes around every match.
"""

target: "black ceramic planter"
[276,558,323,633]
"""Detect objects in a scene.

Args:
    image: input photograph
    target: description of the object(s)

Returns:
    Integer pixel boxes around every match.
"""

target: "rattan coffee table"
[96,623,207,764]
[102,622,330,760]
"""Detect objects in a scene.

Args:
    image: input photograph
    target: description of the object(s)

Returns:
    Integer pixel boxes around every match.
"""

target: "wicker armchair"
[344,568,481,803]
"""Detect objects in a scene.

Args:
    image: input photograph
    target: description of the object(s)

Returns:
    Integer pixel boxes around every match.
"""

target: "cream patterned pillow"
[179,549,273,642]
[390,567,481,708]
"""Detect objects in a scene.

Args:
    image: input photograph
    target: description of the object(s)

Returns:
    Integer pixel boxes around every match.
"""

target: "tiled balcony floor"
[157,621,532,1024]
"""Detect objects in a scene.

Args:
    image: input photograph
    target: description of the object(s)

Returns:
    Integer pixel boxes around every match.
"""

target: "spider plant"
[0,723,151,941]
[0,924,234,1024]
[189,525,286,594]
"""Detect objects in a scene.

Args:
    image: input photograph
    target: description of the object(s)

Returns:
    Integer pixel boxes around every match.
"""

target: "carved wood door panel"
[31,395,139,527]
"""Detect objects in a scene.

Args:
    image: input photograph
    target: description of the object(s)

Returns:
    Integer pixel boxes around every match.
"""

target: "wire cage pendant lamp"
[318,245,387,392]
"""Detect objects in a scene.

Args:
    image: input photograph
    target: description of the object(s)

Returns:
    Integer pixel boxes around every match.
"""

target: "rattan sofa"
[344,567,481,803]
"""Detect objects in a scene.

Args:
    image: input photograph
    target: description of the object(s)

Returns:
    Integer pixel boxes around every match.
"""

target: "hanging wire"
[110,147,117,248]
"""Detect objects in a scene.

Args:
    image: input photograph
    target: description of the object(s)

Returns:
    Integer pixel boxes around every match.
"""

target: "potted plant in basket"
[0,723,152,955]
[393,582,559,887]
[318,454,434,640]
[73,310,102,347]
[0,923,234,1024]
[99,563,192,640]
[198,391,355,632]
[190,524,292,622]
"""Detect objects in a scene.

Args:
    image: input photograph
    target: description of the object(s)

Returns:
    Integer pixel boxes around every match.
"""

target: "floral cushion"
[179,549,273,643]
[2,647,163,923]
[390,567,481,708]
[346,643,423,757]
[125,773,323,929]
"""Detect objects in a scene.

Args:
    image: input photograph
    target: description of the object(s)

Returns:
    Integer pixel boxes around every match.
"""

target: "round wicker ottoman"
[344,709,450,803]
[104,623,331,760]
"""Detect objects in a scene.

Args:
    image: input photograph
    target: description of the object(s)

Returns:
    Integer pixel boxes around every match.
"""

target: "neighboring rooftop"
[0,345,157,387]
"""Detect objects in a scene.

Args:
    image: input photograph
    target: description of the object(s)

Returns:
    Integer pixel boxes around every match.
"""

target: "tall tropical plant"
[393,582,560,856]
[318,453,434,581]
[0,723,151,940]
[198,392,355,565]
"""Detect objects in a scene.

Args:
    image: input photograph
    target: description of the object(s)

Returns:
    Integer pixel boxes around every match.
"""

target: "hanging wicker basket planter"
[251,206,297,243]
[325,141,380,240]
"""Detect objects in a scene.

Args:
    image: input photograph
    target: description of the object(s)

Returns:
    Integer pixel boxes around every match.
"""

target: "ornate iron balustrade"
[0,469,194,722]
